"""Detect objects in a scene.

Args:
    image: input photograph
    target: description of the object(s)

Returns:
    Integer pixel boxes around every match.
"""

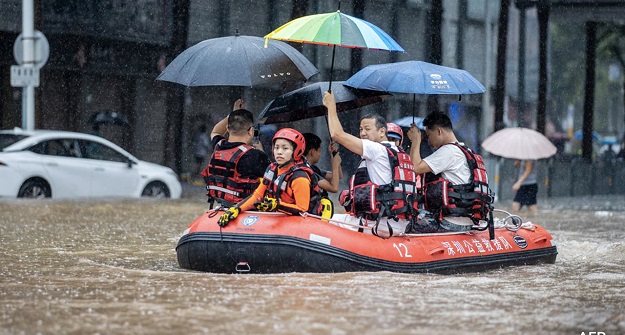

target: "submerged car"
[0,128,182,199]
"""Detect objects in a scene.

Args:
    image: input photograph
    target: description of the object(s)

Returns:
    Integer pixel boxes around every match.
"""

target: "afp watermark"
[580,332,606,335]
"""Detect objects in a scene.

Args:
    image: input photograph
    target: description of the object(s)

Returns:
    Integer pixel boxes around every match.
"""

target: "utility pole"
[536,0,550,135]
[582,21,596,163]
[22,0,35,130]
[517,4,526,128]
[494,0,510,131]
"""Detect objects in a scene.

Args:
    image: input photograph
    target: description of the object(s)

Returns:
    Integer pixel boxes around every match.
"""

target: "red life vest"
[202,141,260,207]
[348,143,420,221]
[262,161,323,215]
[423,143,493,223]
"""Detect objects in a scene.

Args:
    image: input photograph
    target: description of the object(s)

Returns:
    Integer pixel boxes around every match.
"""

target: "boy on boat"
[217,128,326,227]
[386,122,404,148]
[303,133,342,195]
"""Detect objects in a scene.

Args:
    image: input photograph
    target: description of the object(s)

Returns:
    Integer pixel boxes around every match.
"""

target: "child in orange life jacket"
[218,128,323,227]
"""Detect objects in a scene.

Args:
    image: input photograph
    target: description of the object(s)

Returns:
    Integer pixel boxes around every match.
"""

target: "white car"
[0,128,182,199]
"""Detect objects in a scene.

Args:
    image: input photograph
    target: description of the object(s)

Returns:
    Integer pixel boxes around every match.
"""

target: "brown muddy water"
[1,196,624,335]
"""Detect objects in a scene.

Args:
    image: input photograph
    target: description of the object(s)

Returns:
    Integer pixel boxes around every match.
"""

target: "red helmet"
[386,122,403,145]
[273,128,306,161]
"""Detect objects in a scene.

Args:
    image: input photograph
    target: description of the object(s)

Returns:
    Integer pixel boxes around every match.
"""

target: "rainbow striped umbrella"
[264,11,404,51]
[265,10,404,91]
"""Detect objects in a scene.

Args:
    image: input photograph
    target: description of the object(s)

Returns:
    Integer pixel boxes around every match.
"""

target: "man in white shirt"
[323,91,412,237]
[408,112,470,184]
[407,112,474,232]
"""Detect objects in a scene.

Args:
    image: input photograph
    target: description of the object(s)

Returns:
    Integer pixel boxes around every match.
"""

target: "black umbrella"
[258,81,390,124]
[89,111,129,126]
[156,32,318,87]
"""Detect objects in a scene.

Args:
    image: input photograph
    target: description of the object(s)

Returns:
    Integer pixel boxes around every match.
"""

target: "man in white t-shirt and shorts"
[407,112,472,231]
[323,91,412,237]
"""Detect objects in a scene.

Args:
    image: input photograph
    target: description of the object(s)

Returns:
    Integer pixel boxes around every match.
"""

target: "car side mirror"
[127,158,135,168]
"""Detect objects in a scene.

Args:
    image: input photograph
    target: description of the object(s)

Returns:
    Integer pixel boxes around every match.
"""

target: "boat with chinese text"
[176,209,557,274]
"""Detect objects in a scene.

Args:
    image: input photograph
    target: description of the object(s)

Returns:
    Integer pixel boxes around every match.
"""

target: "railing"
[484,157,625,202]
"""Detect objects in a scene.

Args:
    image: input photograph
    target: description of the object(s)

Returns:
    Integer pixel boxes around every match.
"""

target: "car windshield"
[0,134,29,150]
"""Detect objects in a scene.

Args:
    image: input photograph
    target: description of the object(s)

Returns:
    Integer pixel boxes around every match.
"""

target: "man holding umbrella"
[323,92,419,237]
[201,99,271,208]
[407,112,493,232]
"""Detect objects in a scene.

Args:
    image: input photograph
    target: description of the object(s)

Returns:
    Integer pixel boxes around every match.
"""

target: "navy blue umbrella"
[156,33,318,87]
[258,81,390,124]
[344,61,486,95]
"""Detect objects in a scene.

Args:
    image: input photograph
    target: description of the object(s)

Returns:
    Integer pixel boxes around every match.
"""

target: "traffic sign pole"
[22,0,35,131]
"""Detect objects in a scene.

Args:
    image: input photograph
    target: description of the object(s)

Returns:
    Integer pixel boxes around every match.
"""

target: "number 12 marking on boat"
[393,243,412,258]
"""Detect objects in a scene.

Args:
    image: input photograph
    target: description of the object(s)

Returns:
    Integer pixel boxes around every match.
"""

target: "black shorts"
[513,184,538,206]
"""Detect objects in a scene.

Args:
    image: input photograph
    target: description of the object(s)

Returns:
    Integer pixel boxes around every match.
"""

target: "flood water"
[1,195,624,335]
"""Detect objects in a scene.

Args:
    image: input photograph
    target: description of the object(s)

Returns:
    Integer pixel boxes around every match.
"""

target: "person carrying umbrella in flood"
[217,128,328,227]
[323,91,419,238]
[201,99,271,209]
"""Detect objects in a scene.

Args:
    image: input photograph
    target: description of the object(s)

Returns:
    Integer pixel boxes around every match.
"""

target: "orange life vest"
[262,161,323,215]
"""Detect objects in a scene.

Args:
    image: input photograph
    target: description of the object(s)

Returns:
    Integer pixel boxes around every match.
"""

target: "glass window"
[39,139,83,158]
[0,134,28,150]
[28,141,48,155]
[82,140,128,163]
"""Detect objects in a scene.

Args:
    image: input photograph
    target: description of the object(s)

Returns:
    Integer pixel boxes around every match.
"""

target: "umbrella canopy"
[156,34,318,87]
[89,111,129,126]
[481,127,557,160]
[392,116,425,130]
[258,81,390,124]
[345,61,486,95]
[573,129,600,141]
[265,10,403,92]
[264,11,404,52]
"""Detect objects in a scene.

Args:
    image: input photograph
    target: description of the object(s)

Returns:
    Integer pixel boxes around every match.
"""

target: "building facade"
[1,0,541,176]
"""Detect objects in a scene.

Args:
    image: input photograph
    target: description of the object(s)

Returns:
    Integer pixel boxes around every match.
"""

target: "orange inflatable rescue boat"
[176,209,557,274]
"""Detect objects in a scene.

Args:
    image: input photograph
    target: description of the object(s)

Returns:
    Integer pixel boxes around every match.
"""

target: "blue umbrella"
[344,61,486,95]
[573,130,600,141]
[392,116,425,130]
[600,136,619,145]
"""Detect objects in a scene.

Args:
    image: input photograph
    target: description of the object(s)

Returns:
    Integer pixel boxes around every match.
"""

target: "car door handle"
[95,167,105,172]
[46,162,59,167]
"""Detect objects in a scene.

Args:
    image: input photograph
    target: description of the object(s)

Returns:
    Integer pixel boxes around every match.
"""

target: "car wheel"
[18,179,52,199]
[141,181,170,198]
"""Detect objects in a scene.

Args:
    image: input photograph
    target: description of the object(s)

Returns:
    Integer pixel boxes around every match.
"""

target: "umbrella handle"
[328,45,337,93]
